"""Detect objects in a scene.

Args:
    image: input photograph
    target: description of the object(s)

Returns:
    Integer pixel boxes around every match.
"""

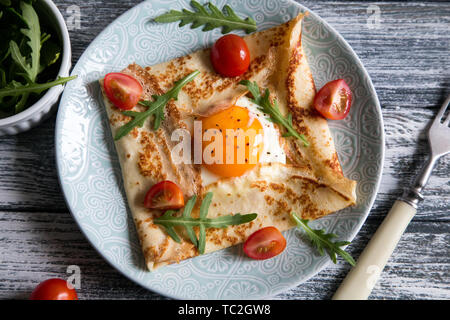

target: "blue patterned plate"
[55,0,384,299]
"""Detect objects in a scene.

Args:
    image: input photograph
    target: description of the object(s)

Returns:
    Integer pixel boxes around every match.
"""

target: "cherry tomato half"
[243,226,286,260]
[210,34,250,77]
[104,72,143,110]
[313,79,352,120]
[30,278,78,300]
[144,181,185,210]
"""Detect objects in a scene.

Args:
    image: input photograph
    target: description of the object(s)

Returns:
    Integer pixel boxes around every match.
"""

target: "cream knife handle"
[332,200,416,300]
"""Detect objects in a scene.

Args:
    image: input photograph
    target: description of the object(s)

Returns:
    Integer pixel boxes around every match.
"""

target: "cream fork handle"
[332,200,416,300]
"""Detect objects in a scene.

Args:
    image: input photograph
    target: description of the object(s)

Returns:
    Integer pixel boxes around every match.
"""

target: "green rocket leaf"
[154,0,257,34]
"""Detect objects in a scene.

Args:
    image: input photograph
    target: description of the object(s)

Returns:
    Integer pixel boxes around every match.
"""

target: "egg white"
[201,96,286,186]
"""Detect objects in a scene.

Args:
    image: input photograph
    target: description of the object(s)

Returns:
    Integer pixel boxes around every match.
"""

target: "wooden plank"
[0,0,448,300]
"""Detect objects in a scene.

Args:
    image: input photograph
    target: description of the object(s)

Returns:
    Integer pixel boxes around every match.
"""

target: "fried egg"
[201,96,286,186]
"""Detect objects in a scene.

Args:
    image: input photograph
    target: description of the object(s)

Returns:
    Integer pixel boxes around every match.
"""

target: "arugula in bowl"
[0,0,76,118]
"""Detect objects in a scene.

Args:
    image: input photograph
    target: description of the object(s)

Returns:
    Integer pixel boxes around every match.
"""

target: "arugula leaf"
[239,80,310,147]
[5,6,27,26]
[40,32,51,45]
[0,76,78,99]
[0,80,23,111]
[154,192,257,254]
[9,40,29,77]
[197,191,212,254]
[9,39,38,86]
[0,48,9,65]
[0,68,6,87]
[0,75,76,114]
[0,1,76,117]
[14,91,29,114]
[291,212,356,266]
[154,0,256,34]
[19,1,40,81]
[114,70,200,141]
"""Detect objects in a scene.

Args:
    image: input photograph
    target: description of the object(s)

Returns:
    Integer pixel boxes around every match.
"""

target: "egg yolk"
[201,105,264,178]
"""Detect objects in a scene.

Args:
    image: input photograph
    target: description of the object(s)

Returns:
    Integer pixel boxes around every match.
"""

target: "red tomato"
[144,181,185,210]
[30,278,78,300]
[314,79,352,120]
[104,73,143,110]
[210,34,250,77]
[243,226,286,260]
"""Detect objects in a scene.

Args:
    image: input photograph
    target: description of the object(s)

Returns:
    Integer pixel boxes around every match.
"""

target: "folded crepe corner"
[100,13,357,271]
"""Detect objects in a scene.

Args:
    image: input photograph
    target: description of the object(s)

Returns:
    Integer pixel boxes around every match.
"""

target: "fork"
[333,95,450,300]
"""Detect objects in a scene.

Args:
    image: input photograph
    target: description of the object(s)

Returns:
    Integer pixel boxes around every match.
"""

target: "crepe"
[100,13,357,270]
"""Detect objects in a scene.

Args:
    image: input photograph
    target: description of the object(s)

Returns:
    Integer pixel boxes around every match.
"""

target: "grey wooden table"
[0,0,449,300]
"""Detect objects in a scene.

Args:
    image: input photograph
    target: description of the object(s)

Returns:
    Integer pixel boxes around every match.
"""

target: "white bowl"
[0,0,72,136]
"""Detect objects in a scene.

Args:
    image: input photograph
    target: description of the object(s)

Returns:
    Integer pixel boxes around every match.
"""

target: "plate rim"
[55,0,385,299]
